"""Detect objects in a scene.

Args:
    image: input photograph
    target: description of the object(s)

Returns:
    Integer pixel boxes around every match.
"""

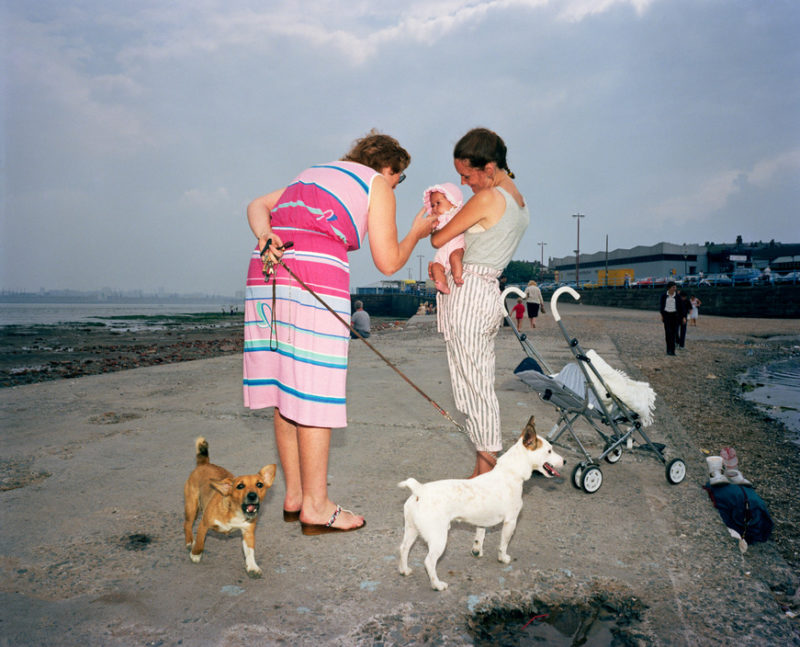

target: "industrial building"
[549,240,800,285]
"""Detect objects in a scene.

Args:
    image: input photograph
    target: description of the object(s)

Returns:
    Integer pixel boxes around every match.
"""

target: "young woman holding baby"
[432,128,529,477]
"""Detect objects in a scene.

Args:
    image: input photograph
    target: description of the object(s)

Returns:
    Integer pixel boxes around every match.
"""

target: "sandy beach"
[1,302,799,645]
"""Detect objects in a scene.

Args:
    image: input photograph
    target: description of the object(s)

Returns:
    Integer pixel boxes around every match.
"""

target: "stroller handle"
[500,286,526,316]
[551,286,580,322]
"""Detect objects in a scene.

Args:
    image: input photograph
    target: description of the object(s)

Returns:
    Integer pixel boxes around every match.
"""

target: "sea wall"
[352,285,800,319]
[559,284,800,318]
[350,294,431,318]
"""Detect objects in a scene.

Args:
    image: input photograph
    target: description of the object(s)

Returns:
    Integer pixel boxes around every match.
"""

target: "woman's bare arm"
[367,176,437,275]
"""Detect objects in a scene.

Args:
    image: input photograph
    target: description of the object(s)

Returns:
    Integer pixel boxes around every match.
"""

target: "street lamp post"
[417,254,424,282]
[537,241,547,270]
[572,213,585,285]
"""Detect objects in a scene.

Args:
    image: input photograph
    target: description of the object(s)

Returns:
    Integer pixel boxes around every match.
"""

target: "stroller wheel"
[666,458,687,485]
[581,465,603,494]
[571,463,585,489]
[603,443,623,464]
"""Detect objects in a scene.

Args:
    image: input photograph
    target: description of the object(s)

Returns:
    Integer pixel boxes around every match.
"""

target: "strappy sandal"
[300,505,366,536]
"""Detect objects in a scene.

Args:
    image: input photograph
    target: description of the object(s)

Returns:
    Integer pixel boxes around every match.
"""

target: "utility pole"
[417,254,424,282]
[572,213,585,285]
[538,241,547,269]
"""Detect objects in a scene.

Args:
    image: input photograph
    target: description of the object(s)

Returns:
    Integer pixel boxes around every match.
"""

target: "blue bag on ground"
[703,483,774,543]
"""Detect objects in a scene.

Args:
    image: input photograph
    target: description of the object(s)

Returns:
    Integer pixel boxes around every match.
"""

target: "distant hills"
[0,289,241,304]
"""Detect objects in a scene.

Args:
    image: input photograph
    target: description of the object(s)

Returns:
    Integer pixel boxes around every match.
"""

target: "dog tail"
[195,437,209,466]
[398,478,421,494]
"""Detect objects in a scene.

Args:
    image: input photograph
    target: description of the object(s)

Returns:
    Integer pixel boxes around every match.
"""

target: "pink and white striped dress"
[243,161,379,428]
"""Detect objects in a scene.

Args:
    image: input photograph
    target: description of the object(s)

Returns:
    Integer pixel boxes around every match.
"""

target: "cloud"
[647,149,800,225]
[554,0,655,22]
[7,16,153,157]
[115,0,656,66]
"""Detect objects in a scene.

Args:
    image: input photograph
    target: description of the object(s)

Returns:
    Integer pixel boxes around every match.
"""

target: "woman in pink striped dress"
[245,131,436,534]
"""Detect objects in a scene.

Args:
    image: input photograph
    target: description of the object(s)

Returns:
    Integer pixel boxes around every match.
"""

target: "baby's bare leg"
[431,262,450,294]
[450,249,465,286]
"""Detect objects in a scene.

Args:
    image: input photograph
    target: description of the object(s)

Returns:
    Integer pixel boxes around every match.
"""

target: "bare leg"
[274,409,303,513]
[516,318,522,330]
[469,451,497,478]
[450,248,465,287]
[431,262,449,294]
[297,425,364,529]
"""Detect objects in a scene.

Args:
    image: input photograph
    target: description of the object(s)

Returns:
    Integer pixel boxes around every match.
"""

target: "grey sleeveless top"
[462,187,529,270]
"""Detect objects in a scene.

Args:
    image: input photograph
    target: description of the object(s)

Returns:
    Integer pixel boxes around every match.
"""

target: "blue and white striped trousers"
[438,264,505,452]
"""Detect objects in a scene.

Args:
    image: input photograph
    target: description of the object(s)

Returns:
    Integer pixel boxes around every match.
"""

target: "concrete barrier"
[560,284,800,318]
[352,285,800,318]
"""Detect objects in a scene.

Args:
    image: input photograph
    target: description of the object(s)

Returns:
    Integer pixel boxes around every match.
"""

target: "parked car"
[700,273,732,286]
[681,274,703,285]
[774,271,800,284]
[731,269,761,285]
[631,276,654,287]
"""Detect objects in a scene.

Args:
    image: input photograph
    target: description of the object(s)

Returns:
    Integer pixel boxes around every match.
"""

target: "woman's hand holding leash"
[259,234,287,276]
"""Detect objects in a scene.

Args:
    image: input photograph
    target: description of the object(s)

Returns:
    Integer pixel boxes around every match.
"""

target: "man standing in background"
[659,282,682,356]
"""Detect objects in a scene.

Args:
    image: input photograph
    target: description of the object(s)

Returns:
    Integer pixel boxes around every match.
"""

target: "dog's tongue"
[246,504,257,513]
[543,463,561,477]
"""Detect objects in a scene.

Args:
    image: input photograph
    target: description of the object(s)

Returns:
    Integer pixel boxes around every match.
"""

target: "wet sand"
[1,303,799,645]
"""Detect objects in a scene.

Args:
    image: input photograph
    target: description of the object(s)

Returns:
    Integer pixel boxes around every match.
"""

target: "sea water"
[0,302,236,327]
[739,357,800,444]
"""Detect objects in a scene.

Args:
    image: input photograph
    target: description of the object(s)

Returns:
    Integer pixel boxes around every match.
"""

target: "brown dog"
[183,437,276,578]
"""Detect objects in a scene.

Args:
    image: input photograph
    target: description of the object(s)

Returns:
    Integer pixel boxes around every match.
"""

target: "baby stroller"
[502,286,686,494]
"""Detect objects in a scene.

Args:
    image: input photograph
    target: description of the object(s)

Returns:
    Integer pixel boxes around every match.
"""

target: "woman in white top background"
[523,280,545,329]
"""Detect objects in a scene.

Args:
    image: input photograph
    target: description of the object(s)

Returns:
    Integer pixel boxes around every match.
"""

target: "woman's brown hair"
[342,129,411,174]
[453,127,515,178]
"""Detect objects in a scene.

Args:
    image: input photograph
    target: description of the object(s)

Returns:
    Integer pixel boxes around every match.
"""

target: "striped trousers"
[437,264,505,452]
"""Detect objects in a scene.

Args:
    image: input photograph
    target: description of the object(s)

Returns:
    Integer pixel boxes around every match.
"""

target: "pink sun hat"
[423,182,463,214]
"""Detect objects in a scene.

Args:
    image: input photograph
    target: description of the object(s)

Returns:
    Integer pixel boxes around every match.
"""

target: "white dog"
[398,416,564,590]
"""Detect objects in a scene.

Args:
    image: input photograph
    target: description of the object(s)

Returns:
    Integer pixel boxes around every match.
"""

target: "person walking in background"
[523,279,545,328]
[676,290,690,349]
[659,281,683,356]
[689,294,702,326]
[432,127,529,477]
[350,300,371,339]
[511,297,525,330]
[244,130,437,534]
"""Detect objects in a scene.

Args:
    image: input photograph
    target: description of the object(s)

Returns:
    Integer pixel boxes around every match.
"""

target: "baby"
[424,183,464,294]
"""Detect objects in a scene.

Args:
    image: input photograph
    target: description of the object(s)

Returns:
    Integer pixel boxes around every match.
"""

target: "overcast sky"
[2,0,798,296]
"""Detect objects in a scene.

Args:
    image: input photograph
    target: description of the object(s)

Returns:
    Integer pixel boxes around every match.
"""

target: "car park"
[700,273,732,286]
[731,269,762,285]
[775,271,800,284]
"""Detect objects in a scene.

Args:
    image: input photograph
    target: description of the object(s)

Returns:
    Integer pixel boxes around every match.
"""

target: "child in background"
[511,297,526,330]
[424,183,464,294]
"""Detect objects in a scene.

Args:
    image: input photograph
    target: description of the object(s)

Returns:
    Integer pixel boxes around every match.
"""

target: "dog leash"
[260,240,467,436]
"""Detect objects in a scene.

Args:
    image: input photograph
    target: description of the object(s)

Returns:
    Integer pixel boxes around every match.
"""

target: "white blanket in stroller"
[584,350,656,427]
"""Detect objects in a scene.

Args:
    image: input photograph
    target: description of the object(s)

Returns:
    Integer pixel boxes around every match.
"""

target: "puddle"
[468,595,646,646]
[739,356,800,444]
[122,533,153,551]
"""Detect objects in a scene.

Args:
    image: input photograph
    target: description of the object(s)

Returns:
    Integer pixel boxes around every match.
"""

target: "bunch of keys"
[260,239,294,279]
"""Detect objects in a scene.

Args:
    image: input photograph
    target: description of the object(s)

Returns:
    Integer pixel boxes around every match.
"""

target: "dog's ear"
[522,415,539,448]
[259,464,277,488]
[210,478,233,496]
